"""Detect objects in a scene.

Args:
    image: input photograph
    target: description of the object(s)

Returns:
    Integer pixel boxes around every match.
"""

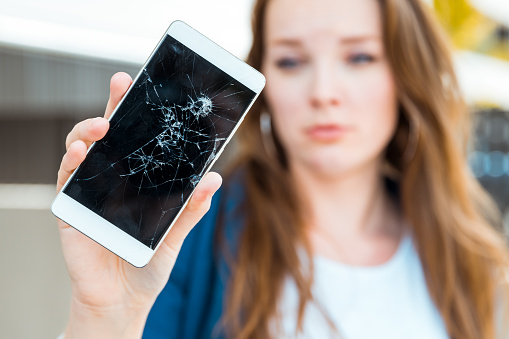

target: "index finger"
[104,72,133,119]
[65,117,109,151]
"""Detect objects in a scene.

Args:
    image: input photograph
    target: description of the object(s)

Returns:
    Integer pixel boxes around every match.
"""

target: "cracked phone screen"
[63,35,256,249]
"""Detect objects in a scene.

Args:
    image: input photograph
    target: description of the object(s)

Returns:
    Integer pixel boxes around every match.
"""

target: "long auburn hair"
[221,0,509,338]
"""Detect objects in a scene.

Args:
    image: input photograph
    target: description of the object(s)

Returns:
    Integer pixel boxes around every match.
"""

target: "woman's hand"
[56,72,222,339]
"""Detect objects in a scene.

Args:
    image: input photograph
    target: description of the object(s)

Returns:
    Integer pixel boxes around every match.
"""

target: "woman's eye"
[275,58,301,69]
[349,53,375,65]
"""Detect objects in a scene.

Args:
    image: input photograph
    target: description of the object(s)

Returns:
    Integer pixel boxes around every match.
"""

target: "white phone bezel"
[51,20,265,268]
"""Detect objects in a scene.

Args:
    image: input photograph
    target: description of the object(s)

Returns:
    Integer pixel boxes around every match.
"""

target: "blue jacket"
[143,181,243,339]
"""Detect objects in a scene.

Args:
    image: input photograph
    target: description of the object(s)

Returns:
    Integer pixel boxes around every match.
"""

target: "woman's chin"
[302,156,354,178]
[295,152,378,180]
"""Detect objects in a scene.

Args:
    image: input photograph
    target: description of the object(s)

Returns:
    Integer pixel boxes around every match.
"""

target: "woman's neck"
[291,161,404,265]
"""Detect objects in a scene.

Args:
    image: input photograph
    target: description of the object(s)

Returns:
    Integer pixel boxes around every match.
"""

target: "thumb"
[161,172,222,253]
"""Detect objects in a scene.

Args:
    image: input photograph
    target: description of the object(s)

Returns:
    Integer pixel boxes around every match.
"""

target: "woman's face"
[262,0,398,177]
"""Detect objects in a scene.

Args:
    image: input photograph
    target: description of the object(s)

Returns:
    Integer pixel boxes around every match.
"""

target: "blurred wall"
[0,209,70,338]
[0,45,140,338]
[0,45,140,183]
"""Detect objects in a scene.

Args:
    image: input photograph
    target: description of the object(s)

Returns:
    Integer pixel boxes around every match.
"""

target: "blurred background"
[0,0,508,337]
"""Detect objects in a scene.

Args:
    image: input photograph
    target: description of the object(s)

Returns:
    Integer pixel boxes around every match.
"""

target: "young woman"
[56,0,509,338]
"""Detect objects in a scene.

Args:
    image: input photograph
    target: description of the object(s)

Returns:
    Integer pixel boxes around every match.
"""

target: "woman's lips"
[306,124,351,142]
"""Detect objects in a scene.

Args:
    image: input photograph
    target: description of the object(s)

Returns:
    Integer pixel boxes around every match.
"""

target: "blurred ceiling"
[0,0,254,62]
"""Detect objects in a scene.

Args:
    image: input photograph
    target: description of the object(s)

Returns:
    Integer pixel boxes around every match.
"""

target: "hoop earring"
[260,112,277,157]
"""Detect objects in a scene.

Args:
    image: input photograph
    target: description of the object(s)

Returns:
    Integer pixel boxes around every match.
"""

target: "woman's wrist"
[64,297,153,339]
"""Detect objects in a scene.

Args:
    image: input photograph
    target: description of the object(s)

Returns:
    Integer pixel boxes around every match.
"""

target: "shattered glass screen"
[64,35,256,249]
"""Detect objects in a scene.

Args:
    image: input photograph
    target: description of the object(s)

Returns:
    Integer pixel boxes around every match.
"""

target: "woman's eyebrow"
[340,35,381,44]
[268,38,303,47]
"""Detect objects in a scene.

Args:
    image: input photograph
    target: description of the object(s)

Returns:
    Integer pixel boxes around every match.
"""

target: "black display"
[64,35,256,249]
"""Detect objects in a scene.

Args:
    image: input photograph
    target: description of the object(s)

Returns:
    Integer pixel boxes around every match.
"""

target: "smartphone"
[51,21,265,267]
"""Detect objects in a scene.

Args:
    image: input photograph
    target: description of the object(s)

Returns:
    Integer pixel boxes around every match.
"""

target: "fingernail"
[90,117,103,127]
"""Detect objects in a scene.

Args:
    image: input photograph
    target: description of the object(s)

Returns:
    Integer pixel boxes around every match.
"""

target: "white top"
[273,235,450,339]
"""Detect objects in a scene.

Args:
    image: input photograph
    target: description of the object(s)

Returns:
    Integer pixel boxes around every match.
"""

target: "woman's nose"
[309,63,342,109]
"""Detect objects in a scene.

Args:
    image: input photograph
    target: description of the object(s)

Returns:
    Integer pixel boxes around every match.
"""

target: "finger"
[65,117,109,151]
[162,172,222,251]
[104,72,132,119]
[57,140,87,192]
